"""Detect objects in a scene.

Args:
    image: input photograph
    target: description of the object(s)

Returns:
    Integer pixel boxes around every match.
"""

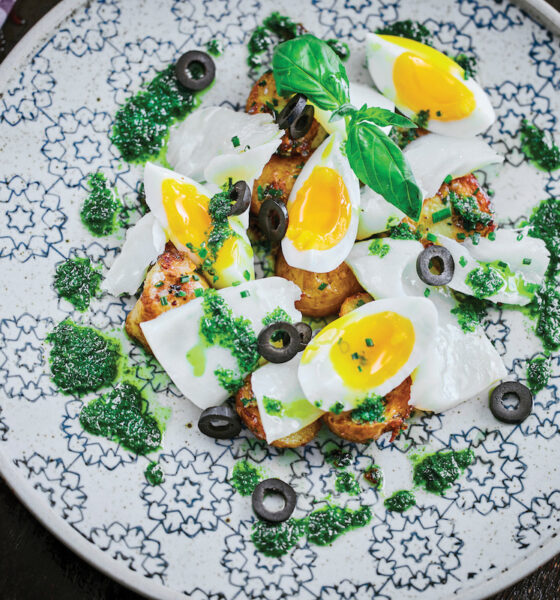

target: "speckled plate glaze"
[1,1,559,598]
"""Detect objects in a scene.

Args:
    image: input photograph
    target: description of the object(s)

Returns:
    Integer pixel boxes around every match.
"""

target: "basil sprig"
[272,36,422,221]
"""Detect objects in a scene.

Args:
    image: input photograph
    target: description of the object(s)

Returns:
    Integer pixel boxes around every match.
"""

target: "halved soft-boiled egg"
[141,277,303,409]
[345,237,509,412]
[313,81,395,137]
[298,297,436,412]
[281,134,360,273]
[366,33,495,137]
[251,355,323,444]
[144,162,254,288]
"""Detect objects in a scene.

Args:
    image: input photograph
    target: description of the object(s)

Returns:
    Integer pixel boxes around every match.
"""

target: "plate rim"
[0,1,559,599]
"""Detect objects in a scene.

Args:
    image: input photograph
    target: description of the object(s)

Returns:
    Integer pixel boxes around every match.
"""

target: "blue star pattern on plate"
[0,407,9,442]
[317,580,390,600]
[514,490,560,549]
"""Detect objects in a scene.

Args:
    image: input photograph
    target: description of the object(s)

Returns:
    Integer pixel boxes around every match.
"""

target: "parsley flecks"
[454,53,477,79]
[214,368,244,394]
[206,39,224,57]
[448,190,492,231]
[414,109,430,129]
[262,307,292,326]
[527,356,551,393]
[529,197,560,263]
[351,394,386,424]
[376,20,432,45]
[54,257,101,311]
[81,173,121,236]
[263,396,284,415]
[389,222,421,240]
[368,238,390,257]
[520,119,560,172]
[450,294,489,333]
[465,266,504,299]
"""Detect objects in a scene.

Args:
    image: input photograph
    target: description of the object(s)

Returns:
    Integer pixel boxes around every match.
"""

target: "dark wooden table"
[1,0,560,598]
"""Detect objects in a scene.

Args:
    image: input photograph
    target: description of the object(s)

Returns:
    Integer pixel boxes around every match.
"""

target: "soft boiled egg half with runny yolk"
[365,33,495,137]
[144,162,254,289]
[281,134,360,273]
[297,296,437,412]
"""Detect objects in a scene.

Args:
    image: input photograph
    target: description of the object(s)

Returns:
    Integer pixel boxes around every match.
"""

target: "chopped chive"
[243,270,251,281]
[436,110,442,117]
[523,258,532,265]
[318,282,328,290]
[180,275,190,283]
[213,275,219,283]
[488,231,496,241]
[517,233,524,241]
[240,290,250,298]
[154,281,164,288]
[432,206,452,223]
[473,188,480,195]
[444,174,453,184]
[160,296,168,306]
[194,288,203,298]
[232,281,241,287]
[487,188,495,197]
[427,233,438,243]
[176,290,187,297]
[471,233,481,245]
[351,352,359,360]
[457,232,466,240]
[198,247,208,258]
[231,135,240,148]
[459,256,467,267]
[424,288,431,297]
[192,275,199,281]
[357,365,363,372]
[365,338,374,347]
[498,260,508,269]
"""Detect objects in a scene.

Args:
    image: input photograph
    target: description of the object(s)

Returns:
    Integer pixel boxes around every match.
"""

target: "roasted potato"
[235,376,322,447]
[125,242,208,351]
[323,376,413,443]
[275,251,364,318]
[402,173,495,241]
[250,154,305,215]
[245,71,327,158]
[339,292,373,317]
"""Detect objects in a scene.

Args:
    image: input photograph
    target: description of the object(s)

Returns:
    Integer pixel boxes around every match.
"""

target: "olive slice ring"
[416,245,455,286]
[252,478,297,523]
[175,50,216,91]
[489,381,533,424]
[258,198,288,242]
[258,321,301,363]
[295,321,313,351]
[228,180,251,216]
[198,405,242,439]
[276,94,314,140]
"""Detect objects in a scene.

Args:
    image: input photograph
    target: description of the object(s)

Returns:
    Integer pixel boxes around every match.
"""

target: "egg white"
[281,134,360,273]
[297,296,437,412]
[140,277,303,410]
[366,33,495,138]
[251,354,323,444]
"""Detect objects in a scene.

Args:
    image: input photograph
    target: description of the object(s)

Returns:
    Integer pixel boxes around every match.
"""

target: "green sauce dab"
[412,448,474,495]
[334,471,360,495]
[47,320,121,396]
[527,356,551,392]
[247,12,302,69]
[376,20,432,45]
[145,461,164,486]
[520,119,560,172]
[80,382,162,455]
[384,490,416,512]
[81,173,121,236]
[230,460,262,496]
[351,394,386,424]
[54,257,101,311]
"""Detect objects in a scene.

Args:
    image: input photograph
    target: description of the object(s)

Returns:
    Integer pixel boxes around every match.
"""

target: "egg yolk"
[329,311,415,391]
[213,234,241,276]
[161,178,212,249]
[381,35,476,122]
[286,166,351,251]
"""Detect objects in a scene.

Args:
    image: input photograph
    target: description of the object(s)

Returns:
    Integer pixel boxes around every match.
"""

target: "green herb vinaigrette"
[54,257,101,311]
[384,490,416,512]
[81,173,121,237]
[520,120,560,172]
[527,356,551,392]
[230,460,262,496]
[145,461,164,486]
[412,449,474,495]
[247,12,302,69]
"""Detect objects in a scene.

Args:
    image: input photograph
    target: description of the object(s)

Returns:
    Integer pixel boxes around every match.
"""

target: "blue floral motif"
[514,490,560,549]
[317,580,390,600]
[88,522,168,582]
[221,518,316,599]
[14,452,87,526]
[140,448,234,537]
[370,505,463,591]
[0,314,56,403]
[457,0,525,31]
[0,407,8,442]
[0,176,66,262]
[529,28,560,90]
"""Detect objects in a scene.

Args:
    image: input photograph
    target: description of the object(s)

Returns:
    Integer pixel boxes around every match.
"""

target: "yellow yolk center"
[328,311,415,391]
[380,34,476,122]
[286,166,351,251]
[161,178,212,249]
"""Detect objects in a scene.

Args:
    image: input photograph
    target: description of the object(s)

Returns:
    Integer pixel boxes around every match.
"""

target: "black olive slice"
[175,50,215,91]
[416,245,455,286]
[257,321,300,363]
[198,405,242,439]
[258,198,288,242]
[490,381,533,424]
[295,322,312,351]
[252,478,297,523]
[228,180,251,216]
[276,94,308,129]
[289,104,314,139]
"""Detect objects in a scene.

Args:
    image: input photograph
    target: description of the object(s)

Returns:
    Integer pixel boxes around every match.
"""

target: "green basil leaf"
[346,117,422,221]
[354,106,417,129]
[272,34,350,110]
[329,103,356,123]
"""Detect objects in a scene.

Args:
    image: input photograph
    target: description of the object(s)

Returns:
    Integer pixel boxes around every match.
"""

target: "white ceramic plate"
[1,1,560,598]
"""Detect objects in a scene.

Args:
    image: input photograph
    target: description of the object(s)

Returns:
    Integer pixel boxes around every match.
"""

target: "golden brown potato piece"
[246,71,327,158]
[250,154,305,215]
[339,292,374,317]
[323,376,413,443]
[275,251,364,318]
[402,174,495,241]
[125,242,208,351]
[235,376,322,448]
